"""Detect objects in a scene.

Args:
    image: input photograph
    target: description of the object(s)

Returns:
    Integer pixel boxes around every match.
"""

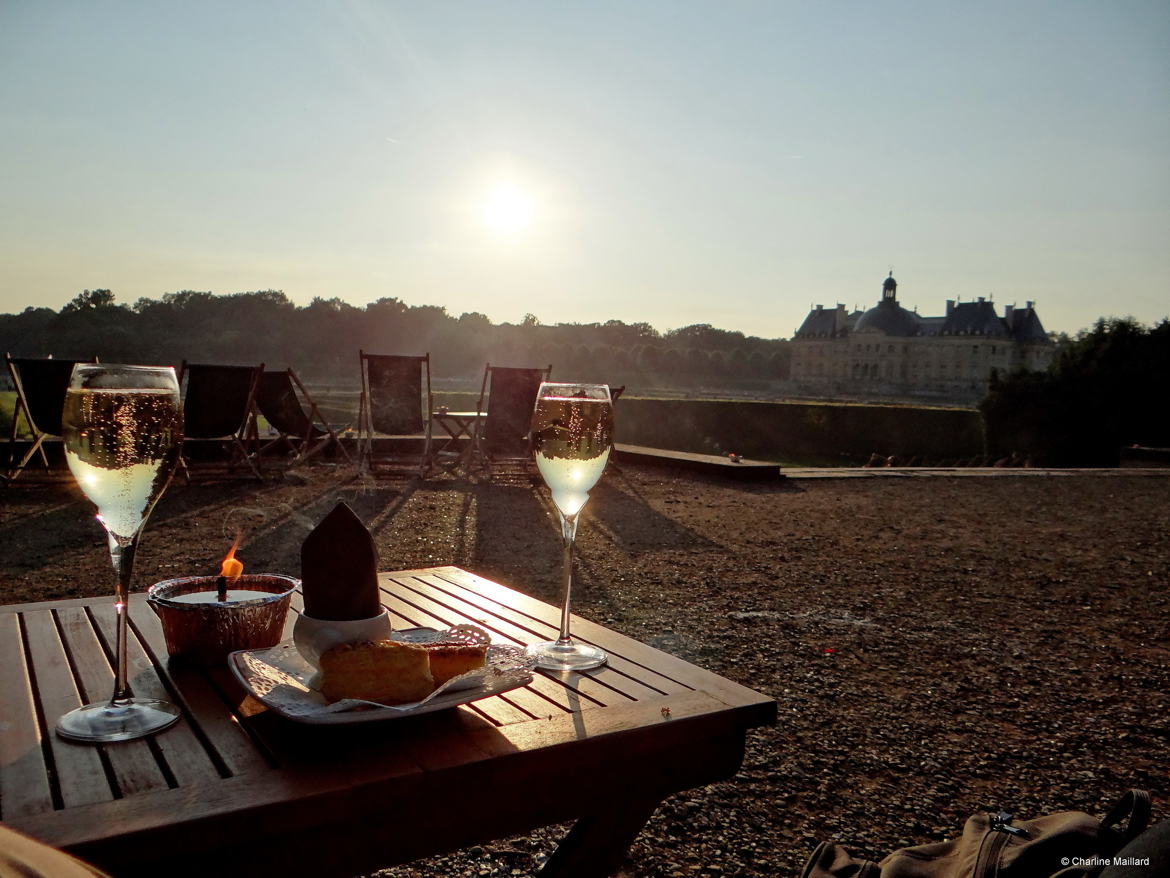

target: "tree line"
[4,290,1167,464]
[982,316,1170,464]
[0,289,791,389]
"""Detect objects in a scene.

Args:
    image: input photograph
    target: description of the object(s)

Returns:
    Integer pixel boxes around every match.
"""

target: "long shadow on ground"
[240,474,416,572]
[471,481,562,602]
[0,484,97,576]
[586,471,721,554]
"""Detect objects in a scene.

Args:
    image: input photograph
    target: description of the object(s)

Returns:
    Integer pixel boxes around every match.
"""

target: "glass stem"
[556,510,581,644]
[106,532,138,706]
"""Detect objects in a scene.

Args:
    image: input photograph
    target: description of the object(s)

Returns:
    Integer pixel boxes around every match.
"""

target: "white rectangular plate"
[228,633,535,725]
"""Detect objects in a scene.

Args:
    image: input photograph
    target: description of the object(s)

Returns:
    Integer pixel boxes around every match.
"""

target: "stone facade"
[790,275,1054,402]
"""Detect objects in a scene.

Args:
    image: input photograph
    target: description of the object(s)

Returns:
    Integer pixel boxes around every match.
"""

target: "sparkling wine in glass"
[528,382,613,672]
[56,364,184,743]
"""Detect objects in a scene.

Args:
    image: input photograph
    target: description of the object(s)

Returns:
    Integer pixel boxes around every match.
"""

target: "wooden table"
[0,566,775,878]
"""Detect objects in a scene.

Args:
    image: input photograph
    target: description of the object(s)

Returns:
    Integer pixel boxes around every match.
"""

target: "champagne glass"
[56,364,184,743]
[528,382,613,672]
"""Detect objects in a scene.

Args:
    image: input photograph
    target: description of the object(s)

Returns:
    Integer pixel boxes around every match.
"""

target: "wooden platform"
[613,444,784,481]
[779,466,1170,479]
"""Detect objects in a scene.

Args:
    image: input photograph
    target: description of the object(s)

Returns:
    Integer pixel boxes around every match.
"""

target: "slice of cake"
[425,642,488,686]
[319,639,434,704]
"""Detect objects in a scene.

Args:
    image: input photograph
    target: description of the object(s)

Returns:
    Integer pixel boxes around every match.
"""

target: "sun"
[482,182,535,236]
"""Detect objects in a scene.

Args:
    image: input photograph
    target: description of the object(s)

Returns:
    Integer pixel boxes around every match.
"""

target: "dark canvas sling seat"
[5,354,88,480]
[470,363,551,478]
[178,361,264,480]
[357,351,433,477]
[255,368,350,466]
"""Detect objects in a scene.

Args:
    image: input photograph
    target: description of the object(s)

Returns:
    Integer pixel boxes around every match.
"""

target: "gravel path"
[2,464,1167,876]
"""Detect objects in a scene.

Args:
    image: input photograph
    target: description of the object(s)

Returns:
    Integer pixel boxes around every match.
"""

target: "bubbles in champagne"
[63,389,182,539]
[531,395,613,516]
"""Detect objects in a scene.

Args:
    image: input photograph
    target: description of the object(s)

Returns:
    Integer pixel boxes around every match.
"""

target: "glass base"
[527,639,607,672]
[56,698,181,743]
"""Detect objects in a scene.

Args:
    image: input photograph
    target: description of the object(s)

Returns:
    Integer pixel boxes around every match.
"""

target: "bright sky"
[2,1,1167,338]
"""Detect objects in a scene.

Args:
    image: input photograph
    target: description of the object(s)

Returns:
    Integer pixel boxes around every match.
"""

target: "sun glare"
[482,183,535,236]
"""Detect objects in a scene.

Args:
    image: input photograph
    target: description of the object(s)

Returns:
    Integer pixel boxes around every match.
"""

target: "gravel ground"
[2,463,1168,876]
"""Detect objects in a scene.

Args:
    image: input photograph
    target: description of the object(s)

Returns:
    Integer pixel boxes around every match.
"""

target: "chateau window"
[888,344,894,353]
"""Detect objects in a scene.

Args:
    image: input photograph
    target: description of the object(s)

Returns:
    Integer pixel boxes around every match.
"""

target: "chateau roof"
[791,277,1052,345]
[1008,306,1048,342]
[794,305,851,338]
[918,316,946,335]
[942,300,1008,337]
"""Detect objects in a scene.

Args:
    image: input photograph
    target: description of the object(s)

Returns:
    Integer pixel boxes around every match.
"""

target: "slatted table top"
[1,566,775,877]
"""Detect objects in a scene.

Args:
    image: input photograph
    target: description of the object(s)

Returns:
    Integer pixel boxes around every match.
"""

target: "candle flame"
[219,534,244,583]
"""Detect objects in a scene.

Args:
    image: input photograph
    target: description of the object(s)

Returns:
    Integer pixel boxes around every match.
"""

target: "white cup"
[292,609,393,668]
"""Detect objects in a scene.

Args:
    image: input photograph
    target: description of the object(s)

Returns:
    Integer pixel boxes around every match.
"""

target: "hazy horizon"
[2,1,1167,339]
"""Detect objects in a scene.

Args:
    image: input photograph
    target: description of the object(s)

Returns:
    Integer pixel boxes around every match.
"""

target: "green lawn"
[0,391,17,437]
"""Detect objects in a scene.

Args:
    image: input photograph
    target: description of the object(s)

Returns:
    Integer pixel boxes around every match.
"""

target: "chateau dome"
[854,299,920,336]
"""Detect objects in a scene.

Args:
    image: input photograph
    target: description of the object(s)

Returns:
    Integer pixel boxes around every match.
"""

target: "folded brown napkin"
[301,502,382,621]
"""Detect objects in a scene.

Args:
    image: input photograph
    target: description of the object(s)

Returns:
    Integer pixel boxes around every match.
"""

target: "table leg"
[538,798,660,878]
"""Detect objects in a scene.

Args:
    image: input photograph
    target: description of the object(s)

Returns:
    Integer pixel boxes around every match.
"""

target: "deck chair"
[256,368,351,467]
[357,352,433,477]
[5,354,89,481]
[469,363,552,478]
[178,361,264,481]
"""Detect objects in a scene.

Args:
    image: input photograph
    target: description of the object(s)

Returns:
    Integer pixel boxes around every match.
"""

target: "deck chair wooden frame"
[5,354,92,482]
[256,368,351,467]
[357,351,433,477]
[469,363,553,479]
[177,361,264,481]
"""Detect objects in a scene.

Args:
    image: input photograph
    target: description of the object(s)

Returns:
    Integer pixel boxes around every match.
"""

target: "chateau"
[790,274,1054,402]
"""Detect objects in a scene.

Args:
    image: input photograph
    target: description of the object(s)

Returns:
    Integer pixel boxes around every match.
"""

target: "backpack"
[801,790,1152,878]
